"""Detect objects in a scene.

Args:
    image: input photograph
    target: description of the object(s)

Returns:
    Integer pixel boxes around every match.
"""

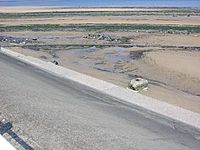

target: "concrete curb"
[1,47,200,138]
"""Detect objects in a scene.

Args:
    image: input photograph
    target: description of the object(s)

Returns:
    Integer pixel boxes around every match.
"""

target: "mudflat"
[0,7,200,113]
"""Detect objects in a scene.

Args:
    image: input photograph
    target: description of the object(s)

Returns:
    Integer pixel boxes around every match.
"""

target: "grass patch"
[22,44,93,51]
[0,24,200,33]
[0,9,200,19]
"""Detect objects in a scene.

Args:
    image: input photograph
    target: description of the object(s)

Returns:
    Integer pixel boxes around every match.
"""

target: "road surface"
[0,53,200,150]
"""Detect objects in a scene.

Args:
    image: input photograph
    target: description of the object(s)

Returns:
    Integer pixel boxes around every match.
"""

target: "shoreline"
[0,6,199,13]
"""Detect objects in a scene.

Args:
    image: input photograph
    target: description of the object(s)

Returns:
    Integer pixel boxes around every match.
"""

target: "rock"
[167,30,174,34]
[20,41,26,45]
[32,38,38,41]
[51,60,59,65]
[128,78,148,91]
[83,33,113,41]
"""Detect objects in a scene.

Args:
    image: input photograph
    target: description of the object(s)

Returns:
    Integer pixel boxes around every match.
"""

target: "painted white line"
[0,135,16,150]
[1,47,200,138]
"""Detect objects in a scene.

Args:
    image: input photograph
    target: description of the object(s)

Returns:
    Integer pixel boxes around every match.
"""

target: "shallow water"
[0,0,200,8]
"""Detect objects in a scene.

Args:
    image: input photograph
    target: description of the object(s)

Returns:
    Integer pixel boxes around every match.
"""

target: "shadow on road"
[0,117,33,150]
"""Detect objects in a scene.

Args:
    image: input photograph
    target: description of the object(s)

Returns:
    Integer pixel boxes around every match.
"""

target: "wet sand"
[1,16,200,26]
[8,45,200,113]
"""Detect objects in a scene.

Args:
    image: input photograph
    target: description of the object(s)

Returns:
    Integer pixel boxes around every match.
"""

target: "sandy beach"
[1,16,200,26]
[0,6,200,113]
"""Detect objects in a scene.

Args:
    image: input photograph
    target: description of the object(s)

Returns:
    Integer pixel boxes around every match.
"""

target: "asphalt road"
[0,53,200,150]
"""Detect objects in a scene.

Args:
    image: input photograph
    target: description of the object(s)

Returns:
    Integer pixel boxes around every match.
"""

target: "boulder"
[128,78,148,91]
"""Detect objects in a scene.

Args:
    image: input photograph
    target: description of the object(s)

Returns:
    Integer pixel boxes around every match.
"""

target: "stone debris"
[32,38,38,41]
[83,33,115,41]
[128,78,148,91]
[83,33,132,43]
[51,60,59,65]
[0,35,33,45]
[164,30,190,35]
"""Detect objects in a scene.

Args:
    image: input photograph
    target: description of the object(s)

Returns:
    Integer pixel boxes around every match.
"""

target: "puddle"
[129,51,145,60]
[39,35,82,42]
[103,47,130,64]
[71,46,146,74]
[74,46,98,56]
